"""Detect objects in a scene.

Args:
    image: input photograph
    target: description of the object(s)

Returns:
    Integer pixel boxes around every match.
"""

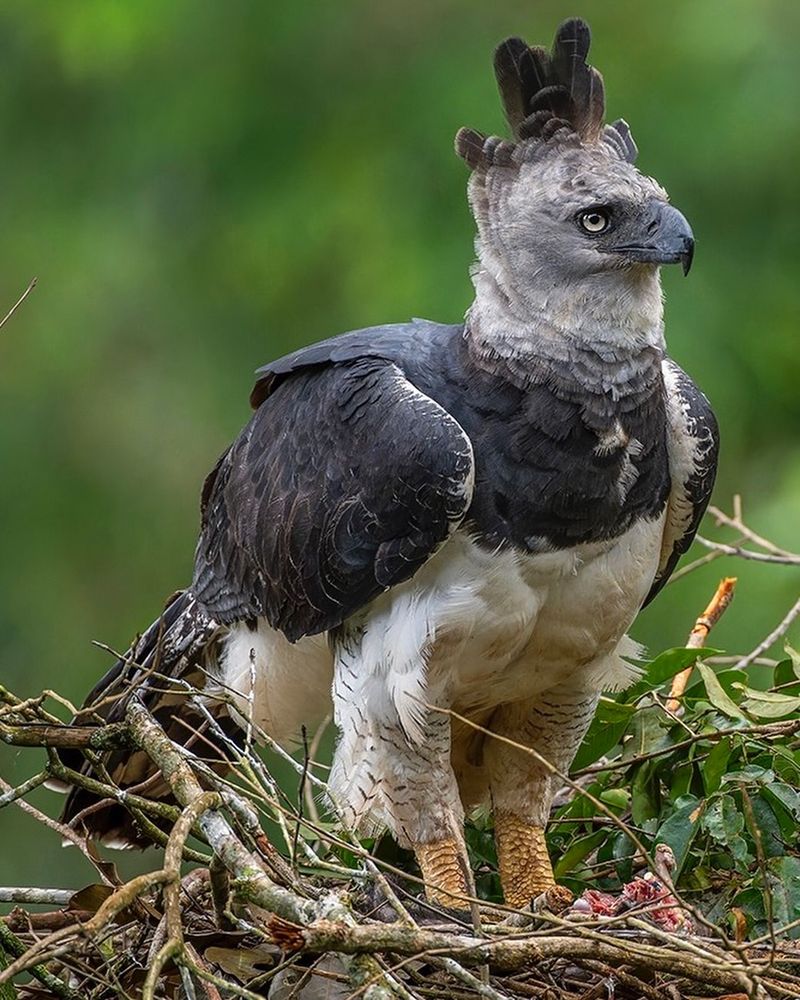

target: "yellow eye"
[579,210,610,234]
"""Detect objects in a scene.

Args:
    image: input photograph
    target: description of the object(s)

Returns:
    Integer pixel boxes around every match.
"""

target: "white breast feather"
[212,517,664,809]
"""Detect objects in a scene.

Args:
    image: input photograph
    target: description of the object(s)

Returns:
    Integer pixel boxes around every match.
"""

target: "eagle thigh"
[485,682,599,904]
[487,683,599,824]
[328,625,463,848]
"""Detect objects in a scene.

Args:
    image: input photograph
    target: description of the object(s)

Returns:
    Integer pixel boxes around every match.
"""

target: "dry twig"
[667,576,737,712]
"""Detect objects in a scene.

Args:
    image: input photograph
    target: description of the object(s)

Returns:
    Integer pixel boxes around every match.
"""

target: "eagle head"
[456,18,694,311]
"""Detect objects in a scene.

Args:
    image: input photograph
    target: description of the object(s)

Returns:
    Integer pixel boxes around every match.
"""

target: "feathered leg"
[486,684,599,908]
[329,629,471,906]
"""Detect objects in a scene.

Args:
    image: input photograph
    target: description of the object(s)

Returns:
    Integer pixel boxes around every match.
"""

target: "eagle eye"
[577,208,611,234]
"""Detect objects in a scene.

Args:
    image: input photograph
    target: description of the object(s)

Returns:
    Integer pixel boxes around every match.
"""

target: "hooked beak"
[602,203,695,276]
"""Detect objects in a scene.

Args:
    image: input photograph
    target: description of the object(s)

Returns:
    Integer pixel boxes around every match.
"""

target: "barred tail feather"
[58,591,235,848]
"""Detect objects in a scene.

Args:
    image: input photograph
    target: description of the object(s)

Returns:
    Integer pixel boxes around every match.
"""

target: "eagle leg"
[414,836,472,906]
[330,634,474,908]
[486,684,600,908]
[494,812,554,907]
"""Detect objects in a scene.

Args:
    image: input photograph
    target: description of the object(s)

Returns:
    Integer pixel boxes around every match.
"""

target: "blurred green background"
[1,0,798,891]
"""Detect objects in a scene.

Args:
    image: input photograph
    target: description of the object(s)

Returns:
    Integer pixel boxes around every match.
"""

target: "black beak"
[603,203,695,276]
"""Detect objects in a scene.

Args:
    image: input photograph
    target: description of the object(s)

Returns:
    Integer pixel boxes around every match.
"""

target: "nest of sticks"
[2,500,800,999]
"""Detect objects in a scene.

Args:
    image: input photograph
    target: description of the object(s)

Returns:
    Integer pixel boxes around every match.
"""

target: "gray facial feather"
[466,143,668,373]
[458,19,692,395]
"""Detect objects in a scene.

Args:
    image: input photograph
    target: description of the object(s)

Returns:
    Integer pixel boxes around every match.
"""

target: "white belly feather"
[214,512,665,745]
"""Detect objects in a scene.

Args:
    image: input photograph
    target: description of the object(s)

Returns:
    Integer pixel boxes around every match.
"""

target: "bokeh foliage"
[1,1,799,890]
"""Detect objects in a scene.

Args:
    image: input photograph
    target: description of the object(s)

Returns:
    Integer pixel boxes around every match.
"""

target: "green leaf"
[594,829,637,884]
[553,782,603,824]
[596,697,637,723]
[465,820,498,867]
[704,793,744,844]
[765,781,800,819]
[730,834,750,864]
[572,716,627,770]
[655,795,702,874]
[612,830,637,882]
[631,759,661,823]
[744,698,800,718]
[786,642,800,680]
[749,794,784,858]
[553,829,606,878]
[773,657,800,690]
[731,886,763,934]
[670,760,695,800]
[735,683,800,718]
[600,787,630,810]
[621,705,671,760]
[644,646,722,686]
[686,865,713,891]
[734,683,800,703]
[762,788,800,840]
[702,737,732,795]
[768,857,800,938]
[703,792,754,868]
[685,667,747,699]
[721,765,776,784]
[696,661,746,719]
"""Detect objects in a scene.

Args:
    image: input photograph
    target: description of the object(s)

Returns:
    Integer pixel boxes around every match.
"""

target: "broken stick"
[666,577,737,714]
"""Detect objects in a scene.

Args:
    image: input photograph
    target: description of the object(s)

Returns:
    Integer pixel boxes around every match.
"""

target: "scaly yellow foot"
[414,837,470,907]
[494,811,555,909]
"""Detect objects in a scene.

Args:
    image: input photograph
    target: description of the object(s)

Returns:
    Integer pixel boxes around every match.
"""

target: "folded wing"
[192,356,475,641]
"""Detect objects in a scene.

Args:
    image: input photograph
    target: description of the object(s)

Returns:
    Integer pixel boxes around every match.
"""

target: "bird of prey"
[62,17,718,909]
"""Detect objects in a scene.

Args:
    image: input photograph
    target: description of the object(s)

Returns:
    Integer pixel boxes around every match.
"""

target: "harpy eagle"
[62,18,718,908]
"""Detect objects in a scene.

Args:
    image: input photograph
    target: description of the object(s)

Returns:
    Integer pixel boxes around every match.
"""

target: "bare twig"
[0,770,49,807]
[694,537,800,567]
[125,701,415,997]
[667,576,737,712]
[572,718,800,777]
[290,919,763,996]
[735,595,800,669]
[430,956,508,1000]
[0,869,171,985]
[0,277,36,331]
[304,713,330,830]
[3,909,94,932]
[668,546,727,583]
[578,959,670,1000]
[142,791,219,1000]
[709,498,797,558]
[0,888,74,906]
[0,921,78,999]
[0,719,133,750]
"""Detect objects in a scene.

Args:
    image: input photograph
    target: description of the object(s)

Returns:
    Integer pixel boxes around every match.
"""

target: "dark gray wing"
[644,358,719,605]
[192,356,474,640]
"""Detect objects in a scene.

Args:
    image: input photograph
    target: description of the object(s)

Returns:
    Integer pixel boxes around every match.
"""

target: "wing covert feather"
[193,358,474,640]
[644,359,719,605]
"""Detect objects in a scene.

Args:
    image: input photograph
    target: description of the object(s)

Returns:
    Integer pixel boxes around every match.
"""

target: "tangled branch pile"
[1,500,800,999]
